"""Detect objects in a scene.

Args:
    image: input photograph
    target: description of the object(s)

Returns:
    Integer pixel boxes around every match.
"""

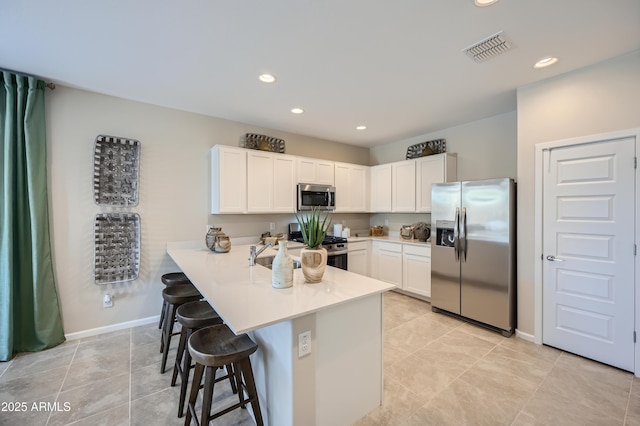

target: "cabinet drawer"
[403,244,430,257]
[376,241,402,253]
[348,240,368,252]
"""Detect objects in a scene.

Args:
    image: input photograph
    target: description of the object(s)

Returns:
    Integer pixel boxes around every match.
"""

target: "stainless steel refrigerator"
[431,178,516,336]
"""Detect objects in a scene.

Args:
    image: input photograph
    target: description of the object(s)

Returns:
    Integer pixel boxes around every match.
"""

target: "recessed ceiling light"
[291,108,304,114]
[533,57,559,68]
[258,74,277,83]
[474,0,499,6]
[356,125,367,130]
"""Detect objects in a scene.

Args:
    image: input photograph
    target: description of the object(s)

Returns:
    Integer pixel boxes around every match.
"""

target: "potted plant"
[295,207,332,283]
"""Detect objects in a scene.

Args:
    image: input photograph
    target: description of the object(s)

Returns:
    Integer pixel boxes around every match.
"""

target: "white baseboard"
[515,329,536,343]
[64,315,160,341]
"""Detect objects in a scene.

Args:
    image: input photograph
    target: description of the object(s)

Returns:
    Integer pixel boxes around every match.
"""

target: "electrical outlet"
[298,331,311,358]
[384,219,389,227]
[103,294,113,308]
[269,222,275,231]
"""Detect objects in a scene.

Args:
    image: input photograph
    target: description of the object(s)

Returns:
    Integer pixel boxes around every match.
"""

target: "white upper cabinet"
[297,157,335,185]
[415,153,457,212]
[211,144,455,215]
[247,151,296,213]
[392,160,416,212]
[334,162,369,212]
[211,146,247,213]
[369,164,392,212]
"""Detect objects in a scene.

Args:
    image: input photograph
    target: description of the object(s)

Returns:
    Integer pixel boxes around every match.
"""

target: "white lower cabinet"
[347,240,369,276]
[371,240,431,297]
[402,244,431,298]
[371,241,402,287]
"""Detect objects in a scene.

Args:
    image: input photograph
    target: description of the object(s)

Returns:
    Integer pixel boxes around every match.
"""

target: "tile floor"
[1,291,638,425]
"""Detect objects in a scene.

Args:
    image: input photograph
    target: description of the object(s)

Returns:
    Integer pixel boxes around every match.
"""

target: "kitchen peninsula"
[167,241,395,426]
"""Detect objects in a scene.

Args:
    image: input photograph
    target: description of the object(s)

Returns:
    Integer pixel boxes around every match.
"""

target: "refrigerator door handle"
[454,207,460,261]
[460,207,467,262]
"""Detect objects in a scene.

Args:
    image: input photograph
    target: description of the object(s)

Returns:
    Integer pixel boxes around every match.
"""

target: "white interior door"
[542,136,635,371]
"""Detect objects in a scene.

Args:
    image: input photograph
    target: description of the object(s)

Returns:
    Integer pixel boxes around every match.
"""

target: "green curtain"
[0,71,65,361]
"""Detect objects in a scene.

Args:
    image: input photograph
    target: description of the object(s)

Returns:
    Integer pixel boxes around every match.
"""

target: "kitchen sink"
[255,256,302,270]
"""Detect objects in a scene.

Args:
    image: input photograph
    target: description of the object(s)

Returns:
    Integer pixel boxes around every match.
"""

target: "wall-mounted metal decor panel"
[94,213,141,284]
[93,135,140,206]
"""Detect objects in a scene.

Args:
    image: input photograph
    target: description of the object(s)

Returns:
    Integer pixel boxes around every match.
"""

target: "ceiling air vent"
[462,31,513,63]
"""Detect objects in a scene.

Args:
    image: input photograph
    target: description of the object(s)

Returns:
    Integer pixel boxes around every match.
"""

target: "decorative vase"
[300,246,327,283]
[205,226,231,253]
[272,241,293,289]
[205,226,219,251]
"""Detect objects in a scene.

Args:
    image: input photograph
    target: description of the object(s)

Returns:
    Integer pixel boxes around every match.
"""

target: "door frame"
[533,127,640,376]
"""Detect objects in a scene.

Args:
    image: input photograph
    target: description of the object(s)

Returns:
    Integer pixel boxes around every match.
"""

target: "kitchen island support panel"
[167,241,393,425]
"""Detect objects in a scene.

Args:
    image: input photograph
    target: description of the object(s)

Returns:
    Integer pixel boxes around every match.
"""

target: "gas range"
[289,234,348,253]
[288,223,349,270]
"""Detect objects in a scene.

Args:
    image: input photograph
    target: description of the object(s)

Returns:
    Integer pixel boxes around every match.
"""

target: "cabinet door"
[349,165,368,212]
[211,146,246,213]
[374,242,402,286]
[392,160,416,212]
[348,250,368,276]
[315,161,335,185]
[403,250,431,297]
[370,164,392,212]
[297,158,316,184]
[272,155,296,212]
[335,163,368,212]
[247,152,273,212]
[334,163,349,212]
[297,158,335,185]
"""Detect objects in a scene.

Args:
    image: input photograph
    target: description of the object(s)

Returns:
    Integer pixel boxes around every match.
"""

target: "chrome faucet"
[249,242,273,266]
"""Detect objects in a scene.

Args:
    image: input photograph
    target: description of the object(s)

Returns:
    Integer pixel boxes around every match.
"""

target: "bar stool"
[171,300,226,418]
[159,272,193,330]
[160,285,202,374]
[185,324,264,426]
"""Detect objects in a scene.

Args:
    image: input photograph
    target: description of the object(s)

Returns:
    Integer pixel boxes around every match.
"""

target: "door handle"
[546,255,564,262]
[454,207,460,262]
[460,207,467,262]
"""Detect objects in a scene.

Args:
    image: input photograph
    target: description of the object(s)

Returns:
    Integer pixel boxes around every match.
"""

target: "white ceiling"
[1,1,639,147]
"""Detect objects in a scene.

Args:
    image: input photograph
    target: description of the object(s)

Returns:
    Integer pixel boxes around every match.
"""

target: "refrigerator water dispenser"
[435,220,456,247]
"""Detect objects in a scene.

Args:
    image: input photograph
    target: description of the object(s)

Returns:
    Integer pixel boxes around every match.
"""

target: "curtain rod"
[1,67,56,90]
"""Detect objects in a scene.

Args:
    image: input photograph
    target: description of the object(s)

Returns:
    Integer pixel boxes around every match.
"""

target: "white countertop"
[348,235,431,247]
[167,240,396,334]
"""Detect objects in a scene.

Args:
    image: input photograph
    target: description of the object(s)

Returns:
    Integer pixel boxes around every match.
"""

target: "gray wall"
[369,111,517,181]
[516,50,640,336]
[367,111,517,237]
[46,86,367,334]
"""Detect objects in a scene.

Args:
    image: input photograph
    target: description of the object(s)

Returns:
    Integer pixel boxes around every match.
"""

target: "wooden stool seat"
[176,300,222,329]
[159,285,202,374]
[189,325,258,366]
[162,285,201,305]
[158,272,193,330]
[161,272,191,286]
[171,301,226,418]
[185,324,264,426]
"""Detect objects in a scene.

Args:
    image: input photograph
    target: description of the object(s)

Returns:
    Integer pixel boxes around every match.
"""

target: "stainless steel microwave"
[297,183,335,211]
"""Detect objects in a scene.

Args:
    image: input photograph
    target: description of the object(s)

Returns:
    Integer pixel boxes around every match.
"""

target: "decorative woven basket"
[94,213,141,284]
[241,133,285,153]
[93,135,140,206]
[405,138,446,160]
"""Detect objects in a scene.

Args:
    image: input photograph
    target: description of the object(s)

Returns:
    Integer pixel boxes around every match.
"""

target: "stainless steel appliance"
[289,223,348,270]
[431,178,516,336]
[297,183,335,211]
